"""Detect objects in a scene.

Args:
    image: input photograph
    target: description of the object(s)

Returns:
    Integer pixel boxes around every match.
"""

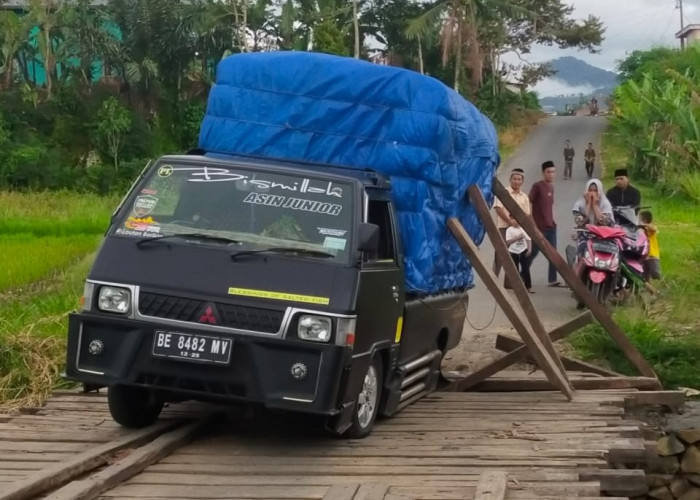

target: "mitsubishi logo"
[198,304,218,324]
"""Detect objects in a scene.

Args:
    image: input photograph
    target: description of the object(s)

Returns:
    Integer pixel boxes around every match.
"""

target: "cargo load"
[198,52,500,294]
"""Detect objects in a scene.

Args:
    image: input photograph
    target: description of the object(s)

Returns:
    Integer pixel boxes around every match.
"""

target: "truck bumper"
[65,312,350,416]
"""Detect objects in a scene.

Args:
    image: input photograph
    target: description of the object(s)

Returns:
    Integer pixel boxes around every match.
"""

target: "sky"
[503,0,700,96]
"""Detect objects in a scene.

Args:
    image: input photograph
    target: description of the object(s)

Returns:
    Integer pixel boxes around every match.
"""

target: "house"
[675,24,700,46]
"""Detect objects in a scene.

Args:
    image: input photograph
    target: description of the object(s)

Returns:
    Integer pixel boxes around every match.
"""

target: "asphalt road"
[444,115,610,372]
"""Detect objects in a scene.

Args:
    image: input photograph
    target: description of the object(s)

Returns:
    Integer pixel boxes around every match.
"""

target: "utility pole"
[678,0,685,50]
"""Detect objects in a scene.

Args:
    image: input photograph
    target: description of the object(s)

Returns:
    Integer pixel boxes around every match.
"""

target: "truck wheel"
[108,385,163,428]
[345,355,383,439]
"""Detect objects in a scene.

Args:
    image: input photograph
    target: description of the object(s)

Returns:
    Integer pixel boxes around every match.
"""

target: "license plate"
[593,242,618,254]
[152,331,232,365]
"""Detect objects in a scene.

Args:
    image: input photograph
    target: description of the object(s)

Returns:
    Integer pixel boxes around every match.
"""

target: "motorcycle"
[613,206,650,295]
[566,222,626,307]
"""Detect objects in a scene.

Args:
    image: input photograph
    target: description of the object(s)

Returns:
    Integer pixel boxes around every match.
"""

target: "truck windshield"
[112,161,355,263]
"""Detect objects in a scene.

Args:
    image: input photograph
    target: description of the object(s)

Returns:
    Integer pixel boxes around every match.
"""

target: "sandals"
[548,281,566,288]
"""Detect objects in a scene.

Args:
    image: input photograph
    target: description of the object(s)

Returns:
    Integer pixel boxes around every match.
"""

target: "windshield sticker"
[318,228,347,237]
[124,216,161,233]
[243,193,342,216]
[115,228,160,238]
[141,188,158,195]
[157,165,173,177]
[323,237,347,251]
[228,287,330,305]
[133,195,158,217]
[166,166,343,198]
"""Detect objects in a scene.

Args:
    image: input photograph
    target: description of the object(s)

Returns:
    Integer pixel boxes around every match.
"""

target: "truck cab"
[65,154,467,438]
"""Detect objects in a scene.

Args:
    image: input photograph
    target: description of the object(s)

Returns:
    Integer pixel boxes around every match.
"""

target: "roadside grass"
[498,108,544,161]
[568,131,700,390]
[0,190,116,409]
[0,234,101,291]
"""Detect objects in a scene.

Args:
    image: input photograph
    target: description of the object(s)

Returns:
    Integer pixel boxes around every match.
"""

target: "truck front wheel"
[344,355,383,439]
[108,385,164,428]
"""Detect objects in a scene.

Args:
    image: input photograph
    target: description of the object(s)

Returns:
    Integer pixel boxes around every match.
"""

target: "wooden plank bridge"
[0,384,684,500]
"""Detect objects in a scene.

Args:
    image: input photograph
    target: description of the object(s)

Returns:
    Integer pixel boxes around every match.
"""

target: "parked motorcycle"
[566,223,626,307]
[613,206,650,295]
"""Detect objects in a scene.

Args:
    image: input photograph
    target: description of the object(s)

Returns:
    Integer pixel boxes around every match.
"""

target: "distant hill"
[537,57,619,112]
[548,56,619,91]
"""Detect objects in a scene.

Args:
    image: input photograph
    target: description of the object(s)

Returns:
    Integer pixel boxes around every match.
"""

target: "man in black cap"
[529,160,564,287]
[606,168,641,208]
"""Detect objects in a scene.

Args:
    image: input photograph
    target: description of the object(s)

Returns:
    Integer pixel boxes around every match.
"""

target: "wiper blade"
[231,246,335,261]
[136,233,242,248]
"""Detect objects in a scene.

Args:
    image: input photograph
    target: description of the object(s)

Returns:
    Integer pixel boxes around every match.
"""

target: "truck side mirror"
[357,223,380,253]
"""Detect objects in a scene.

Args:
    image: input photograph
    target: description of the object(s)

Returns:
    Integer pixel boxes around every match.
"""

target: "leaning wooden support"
[471,376,662,392]
[468,184,569,379]
[445,310,593,391]
[447,218,574,400]
[492,179,661,386]
[495,334,624,377]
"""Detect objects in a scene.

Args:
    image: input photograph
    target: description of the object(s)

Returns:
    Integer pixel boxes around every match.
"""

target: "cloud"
[504,0,700,73]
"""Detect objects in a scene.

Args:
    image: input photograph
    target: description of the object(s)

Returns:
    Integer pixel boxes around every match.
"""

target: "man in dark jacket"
[606,168,641,208]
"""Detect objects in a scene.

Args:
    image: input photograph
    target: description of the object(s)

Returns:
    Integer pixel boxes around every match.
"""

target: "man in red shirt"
[528,161,564,287]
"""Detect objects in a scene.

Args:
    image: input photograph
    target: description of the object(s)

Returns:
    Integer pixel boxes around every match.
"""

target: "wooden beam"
[492,179,661,385]
[474,471,508,500]
[0,419,183,500]
[44,417,216,500]
[323,484,360,500]
[447,311,593,391]
[354,483,389,500]
[471,376,661,393]
[495,334,624,377]
[469,184,569,378]
[448,218,574,400]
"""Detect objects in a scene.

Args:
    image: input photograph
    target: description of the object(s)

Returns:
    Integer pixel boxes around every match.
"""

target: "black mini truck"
[65,154,467,438]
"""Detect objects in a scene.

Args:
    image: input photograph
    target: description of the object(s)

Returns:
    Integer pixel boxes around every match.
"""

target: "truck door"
[353,195,404,355]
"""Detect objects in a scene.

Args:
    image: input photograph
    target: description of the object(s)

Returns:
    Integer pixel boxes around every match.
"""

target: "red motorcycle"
[566,224,626,306]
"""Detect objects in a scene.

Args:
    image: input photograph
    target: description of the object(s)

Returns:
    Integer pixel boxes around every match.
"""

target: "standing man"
[606,168,641,208]
[584,142,596,179]
[493,168,531,279]
[563,140,575,180]
[529,161,564,287]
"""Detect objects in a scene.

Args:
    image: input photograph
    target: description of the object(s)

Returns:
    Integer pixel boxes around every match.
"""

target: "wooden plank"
[354,482,389,500]
[471,376,661,392]
[492,178,660,384]
[474,471,507,500]
[579,469,648,496]
[45,416,216,500]
[323,484,360,500]
[447,218,574,400]
[622,391,685,409]
[0,419,182,500]
[469,185,569,379]
[448,312,593,391]
[495,334,624,377]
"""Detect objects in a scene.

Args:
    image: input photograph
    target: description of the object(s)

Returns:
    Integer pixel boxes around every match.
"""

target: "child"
[505,223,533,293]
[639,210,661,280]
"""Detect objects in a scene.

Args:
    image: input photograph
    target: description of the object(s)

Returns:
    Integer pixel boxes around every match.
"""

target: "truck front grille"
[138,292,284,333]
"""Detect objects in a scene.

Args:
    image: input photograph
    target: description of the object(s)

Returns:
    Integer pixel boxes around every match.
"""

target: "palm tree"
[406,0,531,94]
[0,11,30,90]
[28,0,64,98]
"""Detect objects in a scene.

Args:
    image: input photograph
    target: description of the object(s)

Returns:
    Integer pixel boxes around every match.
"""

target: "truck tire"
[344,355,383,439]
[108,385,164,428]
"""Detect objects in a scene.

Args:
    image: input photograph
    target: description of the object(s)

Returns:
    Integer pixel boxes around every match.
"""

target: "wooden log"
[495,334,624,377]
[492,178,660,385]
[471,376,661,392]
[579,469,648,497]
[469,184,569,378]
[447,312,593,391]
[622,391,686,409]
[44,416,216,500]
[474,471,508,500]
[447,218,574,400]
[0,419,182,500]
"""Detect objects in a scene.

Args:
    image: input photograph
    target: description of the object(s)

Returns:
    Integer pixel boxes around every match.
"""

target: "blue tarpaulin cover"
[199,51,500,294]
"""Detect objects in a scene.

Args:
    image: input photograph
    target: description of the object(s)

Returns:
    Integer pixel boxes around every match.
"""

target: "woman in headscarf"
[572,178,613,228]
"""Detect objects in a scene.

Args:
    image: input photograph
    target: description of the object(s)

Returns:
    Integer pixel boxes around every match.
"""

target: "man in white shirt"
[493,168,532,280]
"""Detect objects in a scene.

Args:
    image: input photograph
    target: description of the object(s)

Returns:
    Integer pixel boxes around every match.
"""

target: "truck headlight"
[298,315,331,342]
[98,286,131,314]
